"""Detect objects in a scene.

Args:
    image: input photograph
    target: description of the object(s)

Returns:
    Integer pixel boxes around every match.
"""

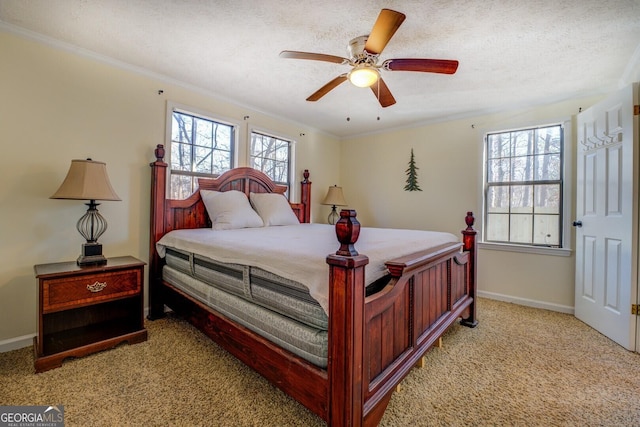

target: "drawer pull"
[87,281,107,293]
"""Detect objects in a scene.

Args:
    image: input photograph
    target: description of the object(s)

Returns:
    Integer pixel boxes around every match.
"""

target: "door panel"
[581,235,596,301]
[607,145,622,215]
[604,238,621,312]
[584,152,596,215]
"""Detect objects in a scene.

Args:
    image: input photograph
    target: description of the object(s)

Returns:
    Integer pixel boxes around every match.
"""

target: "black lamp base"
[327,206,339,225]
[77,243,107,266]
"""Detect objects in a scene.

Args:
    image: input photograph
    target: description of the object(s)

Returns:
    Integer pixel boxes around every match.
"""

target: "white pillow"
[200,190,264,230]
[249,192,300,226]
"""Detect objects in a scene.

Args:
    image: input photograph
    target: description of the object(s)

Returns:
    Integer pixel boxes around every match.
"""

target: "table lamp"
[321,185,347,225]
[50,159,121,266]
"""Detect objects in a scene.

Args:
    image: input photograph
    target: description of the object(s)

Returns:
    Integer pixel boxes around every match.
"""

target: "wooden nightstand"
[33,256,147,372]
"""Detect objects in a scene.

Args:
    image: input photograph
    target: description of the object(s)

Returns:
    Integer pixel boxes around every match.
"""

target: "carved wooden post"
[326,210,369,426]
[300,169,311,223]
[148,144,167,320]
[460,211,478,328]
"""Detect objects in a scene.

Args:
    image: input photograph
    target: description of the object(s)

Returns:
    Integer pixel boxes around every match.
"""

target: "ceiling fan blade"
[370,78,396,108]
[307,74,348,101]
[364,9,406,55]
[384,58,459,74]
[280,50,350,65]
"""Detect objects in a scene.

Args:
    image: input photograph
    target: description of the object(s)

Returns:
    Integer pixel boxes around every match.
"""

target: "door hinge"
[633,304,639,315]
[634,105,640,116]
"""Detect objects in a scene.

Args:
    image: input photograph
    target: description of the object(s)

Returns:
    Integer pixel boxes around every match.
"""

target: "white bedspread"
[156,224,458,315]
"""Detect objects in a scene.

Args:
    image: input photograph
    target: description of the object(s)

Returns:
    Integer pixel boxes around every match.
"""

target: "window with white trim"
[169,110,235,199]
[484,124,564,247]
[250,131,292,197]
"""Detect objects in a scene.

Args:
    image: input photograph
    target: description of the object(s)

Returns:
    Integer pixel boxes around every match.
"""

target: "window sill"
[478,242,572,257]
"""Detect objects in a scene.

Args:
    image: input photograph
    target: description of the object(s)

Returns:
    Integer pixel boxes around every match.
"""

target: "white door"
[574,82,639,351]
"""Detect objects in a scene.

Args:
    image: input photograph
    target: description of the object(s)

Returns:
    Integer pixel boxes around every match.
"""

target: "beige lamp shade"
[322,185,347,207]
[50,159,121,201]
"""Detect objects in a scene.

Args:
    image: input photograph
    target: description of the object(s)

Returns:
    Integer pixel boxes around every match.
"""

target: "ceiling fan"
[280,8,459,108]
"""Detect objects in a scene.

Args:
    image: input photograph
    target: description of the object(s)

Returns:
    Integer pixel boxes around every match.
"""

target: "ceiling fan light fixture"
[348,65,379,88]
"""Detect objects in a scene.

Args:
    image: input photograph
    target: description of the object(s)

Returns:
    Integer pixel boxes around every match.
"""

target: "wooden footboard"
[148,146,477,426]
[327,210,477,426]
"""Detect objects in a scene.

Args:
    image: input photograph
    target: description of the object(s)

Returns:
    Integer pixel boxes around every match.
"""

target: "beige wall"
[0,31,340,344]
[340,95,603,312]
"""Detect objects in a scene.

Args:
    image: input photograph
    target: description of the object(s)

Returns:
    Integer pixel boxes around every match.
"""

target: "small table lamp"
[322,185,347,225]
[50,159,121,266]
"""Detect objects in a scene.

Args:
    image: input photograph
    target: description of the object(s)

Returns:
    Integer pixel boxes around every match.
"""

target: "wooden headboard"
[150,144,311,235]
[148,144,311,318]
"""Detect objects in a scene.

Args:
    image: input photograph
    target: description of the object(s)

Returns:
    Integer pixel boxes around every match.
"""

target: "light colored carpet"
[1,298,639,426]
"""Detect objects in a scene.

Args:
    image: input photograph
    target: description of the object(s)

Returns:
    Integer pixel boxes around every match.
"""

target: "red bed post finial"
[335,209,360,256]
[302,169,310,183]
[465,211,474,230]
[154,144,165,162]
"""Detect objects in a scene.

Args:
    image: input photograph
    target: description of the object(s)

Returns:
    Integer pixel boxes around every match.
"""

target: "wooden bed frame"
[148,144,478,426]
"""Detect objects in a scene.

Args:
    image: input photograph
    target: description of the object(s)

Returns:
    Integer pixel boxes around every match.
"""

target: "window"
[169,110,235,199]
[484,124,564,247]
[250,131,292,196]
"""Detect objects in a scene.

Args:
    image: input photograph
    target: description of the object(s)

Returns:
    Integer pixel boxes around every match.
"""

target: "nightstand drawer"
[42,269,141,313]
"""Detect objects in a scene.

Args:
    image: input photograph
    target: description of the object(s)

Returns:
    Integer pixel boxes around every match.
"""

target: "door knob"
[572,220,582,227]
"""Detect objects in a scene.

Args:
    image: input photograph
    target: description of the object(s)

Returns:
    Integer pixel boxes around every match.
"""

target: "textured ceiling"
[1,0,639,138]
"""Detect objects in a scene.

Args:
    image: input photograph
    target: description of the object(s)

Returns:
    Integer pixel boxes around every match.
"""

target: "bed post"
[460,211,478,328]
[326,210,369,426]
[148,144,168,320]
[300,169,311,223]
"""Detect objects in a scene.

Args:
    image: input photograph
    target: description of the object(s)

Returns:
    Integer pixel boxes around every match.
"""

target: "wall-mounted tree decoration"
[404,148,422,191]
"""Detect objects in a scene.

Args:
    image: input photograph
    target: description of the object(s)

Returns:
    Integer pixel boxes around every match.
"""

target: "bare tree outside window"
[485,124,563,247]
[170,111,234,199]
[250,131,291,196]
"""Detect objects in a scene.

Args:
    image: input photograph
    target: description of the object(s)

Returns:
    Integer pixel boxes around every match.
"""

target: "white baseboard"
[0,334,35,353]
[478,290,575,315]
